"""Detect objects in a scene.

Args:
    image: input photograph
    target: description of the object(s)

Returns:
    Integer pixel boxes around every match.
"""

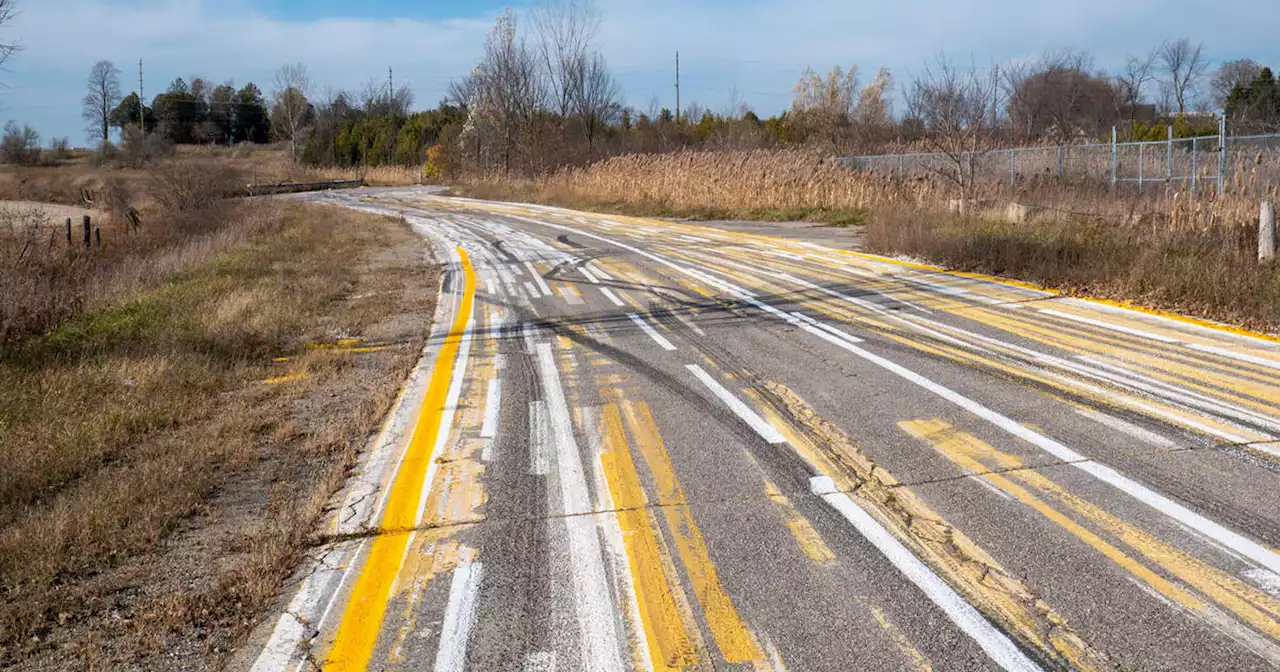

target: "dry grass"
[458,147,1279,330]
[0,200,435,669]
[308,164,425,186]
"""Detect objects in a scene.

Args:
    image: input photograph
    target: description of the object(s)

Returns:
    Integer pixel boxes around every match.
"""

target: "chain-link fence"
[848,125,1280,197]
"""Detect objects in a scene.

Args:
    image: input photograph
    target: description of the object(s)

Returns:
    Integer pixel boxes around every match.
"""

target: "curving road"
[242,187,1280,672]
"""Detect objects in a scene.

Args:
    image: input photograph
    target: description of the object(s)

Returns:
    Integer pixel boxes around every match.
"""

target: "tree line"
[58,0,1280,178]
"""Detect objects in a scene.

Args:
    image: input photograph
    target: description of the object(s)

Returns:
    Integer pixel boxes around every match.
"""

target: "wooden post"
[1261,199,1276,263]
[94,226,101,248]
[65,217,72,247]
[82,215,91,249]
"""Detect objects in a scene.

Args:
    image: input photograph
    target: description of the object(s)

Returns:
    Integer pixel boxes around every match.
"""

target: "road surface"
[242,187,1280,671]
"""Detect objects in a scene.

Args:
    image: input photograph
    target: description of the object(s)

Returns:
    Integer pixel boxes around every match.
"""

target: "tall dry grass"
[307,165,425,186]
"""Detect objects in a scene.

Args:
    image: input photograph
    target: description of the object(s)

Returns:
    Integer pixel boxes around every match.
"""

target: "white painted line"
[969,475,1013,500]
[810,476,1041,672]
[627,313,677,351]
[1185,343,1280,372]
[579,265,601,284]
[535,344,626,672]
[480,379,502,439]
[433,560,484,672]
[526,261,553,296]
[413,310,474,528]
[523,652,557,672]
[1039,309,1180,343]
[806,331,1280,576]
[249,546,345,672]
[686,364,787,444]
[1244,568,1280,599]
[524,281,541,300]
[599,287,626,307]
[529,400,549,475]
[1075,408,1179,449]
[588,262,614,281]
[559,284,585,305]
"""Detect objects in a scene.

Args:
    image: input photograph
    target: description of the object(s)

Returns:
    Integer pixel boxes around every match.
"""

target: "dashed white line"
[686,364,787,444]
[810,476,1042,672]
[627,313,677,351]
[529,400,549,475]
[433,560,484,672]
[480,379,502,439]
[1185,343,1280,371]
[1039,309,1179,343]
[599,287,626,307]
[526,261,553,296]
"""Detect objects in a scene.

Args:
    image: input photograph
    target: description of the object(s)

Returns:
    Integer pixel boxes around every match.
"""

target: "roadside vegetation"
[0,159,437,668]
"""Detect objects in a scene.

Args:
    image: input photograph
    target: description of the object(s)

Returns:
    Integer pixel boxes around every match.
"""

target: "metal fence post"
[1166,124,1173,183]
[1218,116,1227,198]
[1057,145,1064,178]
[1111,127,1118,191]
[1192,137,1198,194]
[1138,142,1144,193]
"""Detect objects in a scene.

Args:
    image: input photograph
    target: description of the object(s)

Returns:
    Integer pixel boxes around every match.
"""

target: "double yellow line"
[324,248,476,672]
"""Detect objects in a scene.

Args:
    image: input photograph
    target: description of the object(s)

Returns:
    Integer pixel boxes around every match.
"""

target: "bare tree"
[1114,48,1159,129]
[1159,38,1208,115]
[571,50,621,149]
[81,61,122,145]
[0,0,18,72]
[1210,58,1262,110]
[1004,49,1116,142]
[462,9,546,172]
[270,63,313,162]
[532,0,599,119]
[905,54,1002,196]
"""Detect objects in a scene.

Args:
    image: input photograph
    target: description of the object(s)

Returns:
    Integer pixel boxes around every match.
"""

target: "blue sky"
[4,0,1279,145]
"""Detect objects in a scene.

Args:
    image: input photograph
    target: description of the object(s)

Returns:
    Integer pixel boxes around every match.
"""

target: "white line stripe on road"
[579,265,601,283]
[1075,408,1179,449]
[535,344,626,672]
[480,379,501,439]
[810,477,1041,672]
[524,281,540,300]
[529,400,549,476]
[526,261,553,296]
[433,560,485,672]
[589,262,615,281]
[686,364,787,444]
[1039,309,1180,343]
[1185,343,1280,371]
[599,287,626,307]
[627,313,677,351]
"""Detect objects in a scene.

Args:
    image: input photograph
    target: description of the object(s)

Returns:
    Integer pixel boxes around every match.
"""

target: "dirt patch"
[0,203,439,670]
[0,201,95,228]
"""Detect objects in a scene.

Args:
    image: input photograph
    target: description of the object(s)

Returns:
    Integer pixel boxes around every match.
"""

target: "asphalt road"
[240,187,1280,672]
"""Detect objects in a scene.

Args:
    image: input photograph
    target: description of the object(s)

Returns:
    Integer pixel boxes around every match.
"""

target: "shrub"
[1,122,42,166]
[120,126,174,167]
[49,137,72,163]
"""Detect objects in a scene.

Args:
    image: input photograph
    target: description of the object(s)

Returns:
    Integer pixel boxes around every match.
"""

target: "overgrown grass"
[865,207,1280,331]
[0,202,435,669]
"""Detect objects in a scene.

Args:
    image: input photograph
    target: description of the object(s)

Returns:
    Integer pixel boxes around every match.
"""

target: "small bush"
[48,137,72,163]
[1,122,42,166]
[120,126,173,168]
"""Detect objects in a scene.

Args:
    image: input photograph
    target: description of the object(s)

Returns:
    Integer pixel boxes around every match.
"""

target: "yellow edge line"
[322,248,476,672]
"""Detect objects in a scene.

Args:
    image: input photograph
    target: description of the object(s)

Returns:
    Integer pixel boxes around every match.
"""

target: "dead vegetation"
[0,152,437,668]
[459,147,1280,330]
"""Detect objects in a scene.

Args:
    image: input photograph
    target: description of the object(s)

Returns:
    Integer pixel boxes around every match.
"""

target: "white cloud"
[2,0,1278,143]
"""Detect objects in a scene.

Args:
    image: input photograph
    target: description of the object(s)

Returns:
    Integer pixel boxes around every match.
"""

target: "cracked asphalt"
[238,187,1280,672]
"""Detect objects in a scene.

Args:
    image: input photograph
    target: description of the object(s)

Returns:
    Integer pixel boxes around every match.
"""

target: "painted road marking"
[686,364,787,444]
[480,379,501,439]
[628,313,677,351]
[580,265,601,283]
[1039,309,1180,343]
[810,476,1042,672]
[1186,343,1280,372]
[600,287,627,307]
[1075,409,1179,449]
[433,559,485,672]
[322,247,476,672]
[526,260,553,296]
[524,281,541,300]
[535,343,626,671]
[529,400,549,475]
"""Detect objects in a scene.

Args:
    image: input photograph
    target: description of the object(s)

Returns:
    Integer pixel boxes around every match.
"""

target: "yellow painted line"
[262,372,307,385]
[600,404,700,671]
[622,400,768,665]
[901,419,1205,611]
[323,248,476,672]
[763,480,835,565]
[870,605,934,672]
[909,418,1280,640]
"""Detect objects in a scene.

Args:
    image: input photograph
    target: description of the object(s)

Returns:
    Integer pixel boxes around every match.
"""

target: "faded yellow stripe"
[901,419,1206,613]
[622,400,768,665]
[600,404,700,671]
[323,248,476,672]
[763,480,835,565]
[910,418,1280,639]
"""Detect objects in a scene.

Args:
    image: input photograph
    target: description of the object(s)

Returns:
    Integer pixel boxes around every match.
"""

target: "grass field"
[0,151,438,669]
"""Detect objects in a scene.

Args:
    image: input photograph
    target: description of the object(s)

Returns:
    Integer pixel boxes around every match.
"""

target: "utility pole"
[388,67,394,108]
[675,51,681,124]
[138,59,145,129]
